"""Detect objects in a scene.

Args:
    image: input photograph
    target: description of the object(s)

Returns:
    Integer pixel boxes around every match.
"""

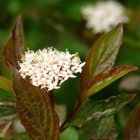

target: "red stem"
[60,99,82,132]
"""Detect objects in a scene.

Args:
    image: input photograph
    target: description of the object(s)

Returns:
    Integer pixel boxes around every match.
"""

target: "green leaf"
[11,66,60,140]
[60,127,78,140]
[0,120,12,138]
[80,24,123,92]
[3,15,25,68]
[0,101,16,119]
[70,94,135,128]
[55,104,67,125]
[82,66,137,100]
[79,116,117,140]
[0,76,13,93]
[124,102,140,140]
[13,132,30,140]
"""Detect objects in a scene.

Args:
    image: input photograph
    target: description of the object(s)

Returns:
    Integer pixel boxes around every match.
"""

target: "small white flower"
[19,47,85,91]
[81,0,129,33]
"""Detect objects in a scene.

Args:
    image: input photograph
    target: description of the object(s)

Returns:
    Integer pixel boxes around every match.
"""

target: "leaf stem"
[48,90,54,108]
[60,99,82,132]
[43,89,54,108]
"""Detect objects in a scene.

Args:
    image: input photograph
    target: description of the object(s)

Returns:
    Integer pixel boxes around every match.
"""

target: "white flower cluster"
[19,47,85,91]
[81,1,129,33]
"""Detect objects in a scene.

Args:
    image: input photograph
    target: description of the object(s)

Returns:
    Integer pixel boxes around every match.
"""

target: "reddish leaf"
[3,15,25,68]
[11,66,60,140]
[80,24,123,92]
[0,120,12,137]
[81,66,137,100]
[124,103,140,140]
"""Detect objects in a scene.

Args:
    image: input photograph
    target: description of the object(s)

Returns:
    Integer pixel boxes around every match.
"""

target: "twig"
[60,99,81,132]
[48,90,54,108]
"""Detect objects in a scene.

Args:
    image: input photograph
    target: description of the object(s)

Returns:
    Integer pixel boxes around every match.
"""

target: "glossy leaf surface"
[60,127,78,140]
[81,24,123,92]
[82,66,137,100]
[70,94,135,128]
[79,116,117,140]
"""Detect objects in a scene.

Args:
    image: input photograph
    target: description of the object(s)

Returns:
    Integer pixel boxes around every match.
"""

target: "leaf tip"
[12,15,23,35]
[128,66,138,71]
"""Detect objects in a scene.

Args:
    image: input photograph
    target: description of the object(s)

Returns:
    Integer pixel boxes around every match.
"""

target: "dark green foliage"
[70,94,135,128]
[79,116,117,140]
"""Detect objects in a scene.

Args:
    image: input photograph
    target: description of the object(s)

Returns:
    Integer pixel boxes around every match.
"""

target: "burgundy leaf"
[3,15,25,68]
[80,24,123,93]
[0,120,12,137]
[81,66,137,100]
[11,66,60,140]
[124,103,140,140]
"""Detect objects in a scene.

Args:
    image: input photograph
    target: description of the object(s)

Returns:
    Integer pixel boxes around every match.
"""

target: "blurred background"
[0,0,140,139]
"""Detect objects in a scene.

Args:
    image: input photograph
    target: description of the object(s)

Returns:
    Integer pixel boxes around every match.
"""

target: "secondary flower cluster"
[19,47,85,91]
[81,0,129,33]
